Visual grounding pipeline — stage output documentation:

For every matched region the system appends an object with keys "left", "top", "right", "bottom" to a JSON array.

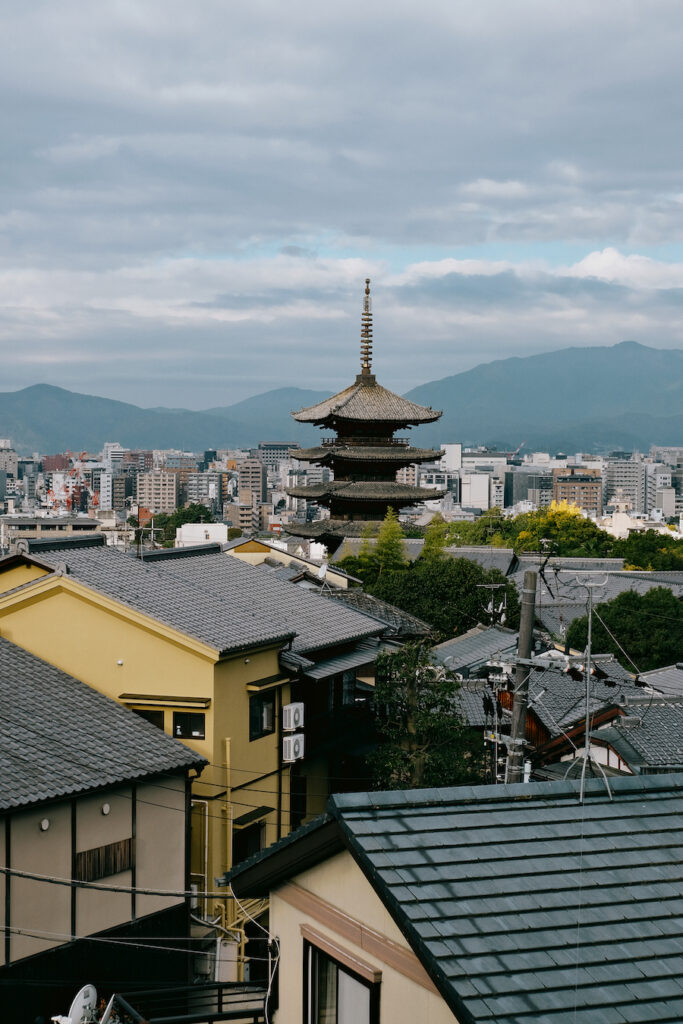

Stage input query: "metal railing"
[
  {"left": 116, "top": 982, "right": 268, "bottom": 1024},
  {"left": 321, "top": 437, "right": 409, "bottom": 447}
]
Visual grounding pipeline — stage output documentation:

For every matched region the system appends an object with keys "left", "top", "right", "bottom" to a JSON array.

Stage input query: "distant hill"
[
  {"left": 2, "top": 342, "right": 682, "bottom": 454},
  {"left": 204, "top": 387, "right": 330, "bottom": 447},
  {"left": 405, "top": 341, "right": 683, "bottom": 451},
  {"left": 0, "top": 384, "right": 328, "bottom": 454}
]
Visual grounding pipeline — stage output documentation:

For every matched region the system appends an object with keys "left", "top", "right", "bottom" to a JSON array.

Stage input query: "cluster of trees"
[
  {"left": 566, "top": 587, "right": 683, "bottom": 673},
  {"left": 128, "top": 503, "right": 215, "bottom": 547},
  {"left": 368, "top": 644, "right": 489, "bottom": 790},
  {"left": 336, "top": 510, "right": 520, "bottom": 637},
  {"left": 443, "top": 502, "right": 683, "bottom": 570}
]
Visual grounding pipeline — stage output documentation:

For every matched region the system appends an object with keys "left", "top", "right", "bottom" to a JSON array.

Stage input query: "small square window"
[
  {"left": 249, "top": 693, "right": 275, "bottom": 741},
  {"left": 133, "top": 708, "right": 164, "bottom": 730},
  {"left": 173, "top": 711, "right": 205, "bottom": 739}
]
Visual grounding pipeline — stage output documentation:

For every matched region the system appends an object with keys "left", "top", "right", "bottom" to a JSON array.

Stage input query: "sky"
[{"left": 3, "top": 1, "right": 683, "bottom": 408}]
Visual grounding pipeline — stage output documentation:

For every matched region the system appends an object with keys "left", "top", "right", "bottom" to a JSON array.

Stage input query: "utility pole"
[{"left": 507, "top": 570, "right": 537, "bottom": 783}]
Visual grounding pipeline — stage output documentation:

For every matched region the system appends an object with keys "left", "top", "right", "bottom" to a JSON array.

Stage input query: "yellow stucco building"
[{"left": 0, "top": 538, "right": 382, "bottom": 934}]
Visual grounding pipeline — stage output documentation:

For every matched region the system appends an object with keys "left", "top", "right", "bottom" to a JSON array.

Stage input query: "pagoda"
[{"left": 286, "top": 279, "right": 444, "bottom": 548}]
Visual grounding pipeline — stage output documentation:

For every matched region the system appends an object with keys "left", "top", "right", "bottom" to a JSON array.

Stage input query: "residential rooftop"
[
  {"left": 17, "top": 538, "right": 381, "bottom": 656},
  {"left": 0, "top": 637, "right": 205, "bottom": 810},
  {"left": 229, "top": 773, "right": 683, "bottom": 1024}
]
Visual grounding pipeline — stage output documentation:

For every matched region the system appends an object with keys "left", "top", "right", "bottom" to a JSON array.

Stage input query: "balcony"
[
  {"left": 321, "top": 437, "right": 409, "bottom": 447},
  {"left": 115, "top": 982, "right": 268, "bottom": 1023}
]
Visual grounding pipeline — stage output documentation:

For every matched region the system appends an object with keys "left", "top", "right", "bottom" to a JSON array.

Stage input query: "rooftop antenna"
[
  {"left": 573, "top": 574, "right": 609, "bottom": 803},
  {"left": 360, "top": 278, "right": 373, "bottom": 376}
]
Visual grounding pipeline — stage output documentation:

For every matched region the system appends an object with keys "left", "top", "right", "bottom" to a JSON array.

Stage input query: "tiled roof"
[
  {"left": 294, "top": 445, "right": 441, "bottom": 464},
  {"left": 232, "top": 774, "right": 683, "bottom": 1023},
  {"left": 433, "top": 625, "right": 518, "bottom": 674},
  {"left": 30, "top": 544, "right": 379, "bottom": 656},
  {"left": 528, "top": 661, "right": 638, "bottom": 736},
  {"left": 508, "top": 566, "right": 683, "bottom": 639},
  {"left": 0, "top": 637, "right": 205, "bottom": 810},
  {"left": 639, "top": 663, "right": 683, "bottom": 698},
  {"left": 593, "top": 702, "right": 683, "bottom": 769},
  {"left": 447, "top": 546, "right": 517, "bottom": 574},
  {"left": 137, "top": 548, "right": 381, "bottom": 655},
  {"left": 455, "top": 681, "right": 498, "bottom": 728},
  {"left": 292, "top": 379, "right": 441, "bottom": 425},
  {"left": 324, "top": 590, "right": 432, "bottom": 637},
  {"left": 32, "top": 543, "right": 295, "bottom": 655},
  {"left": 286, "top": 481, "right": 445, "bottom": 502}
]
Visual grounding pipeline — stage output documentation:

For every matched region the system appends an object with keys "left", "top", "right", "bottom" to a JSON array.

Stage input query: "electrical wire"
[{"left": 0, "top": 922, "right": 272, "bottom": 963}]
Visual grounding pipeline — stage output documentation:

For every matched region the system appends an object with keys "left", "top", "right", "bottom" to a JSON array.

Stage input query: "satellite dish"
[
  {"left": 51, "top": 984, "right": 97, "bottom": 1024},
  {"left": 317, "top": 563, "right": 328, "bottom": 580}
]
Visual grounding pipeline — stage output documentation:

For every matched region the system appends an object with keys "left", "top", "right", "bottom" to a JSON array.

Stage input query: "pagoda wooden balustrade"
[{"left": 321, "top": 436, "right": 409, "bottom": 447}]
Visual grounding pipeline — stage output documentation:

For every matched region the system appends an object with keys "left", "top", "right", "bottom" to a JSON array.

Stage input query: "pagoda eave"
[
  {"left": 286, "top": 482, "right": 446, "bottom": 503},
  {"left": 293, "top": 445, "right": 442, "bottom": 465}
]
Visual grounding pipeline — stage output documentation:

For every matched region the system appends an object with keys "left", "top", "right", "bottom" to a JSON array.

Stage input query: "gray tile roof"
[
  {"left": 0, "top": 637, "right": 205, "bottom": 810},
  {"left": 432, "top": 625, "right": 518, "bottom": 674},
  {"left": 30, "top": 544, "right": 380, "bottom": 656},
  {"left": 232, "top": 774, "right": 683, "bottom": 1024},
  {"left": 528, "top": 662, "right": 638, "bottom": 736},
  {"left": 508, "top": 566, "right": 683, "bottom": 638},
  {"left": 135, "top": 548, "right": 382, "bottom": 655},
  {"left": 593, "top": 703, "right": 683, "bottom": 769},
  {"left": 447, "top": 546, "right": 517, "bottom": 574},
  {"left": 324, "top": 590, "right": 432, "bottom": 638},
  {"left": 33, "top": 543, "right": 295, "bottom": 655},
  {"left": 639, "top": 663, "right": 683, "bottom": 698}
]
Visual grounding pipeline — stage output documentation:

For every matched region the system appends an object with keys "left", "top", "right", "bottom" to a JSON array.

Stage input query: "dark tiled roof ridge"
[{"left": 329, "top": 771, "right": 683, "bottom": 813}]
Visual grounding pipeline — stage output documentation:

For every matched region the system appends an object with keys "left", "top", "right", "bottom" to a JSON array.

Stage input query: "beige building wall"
[
  {"left": 271, "top": 850, "right": 457, "bottom": 1024},
  {"left": 0, "top": 777, "right": 190, "bottom": 966},
  {"left": 0, "top": 569, "right": 295, "bottom": 918}
]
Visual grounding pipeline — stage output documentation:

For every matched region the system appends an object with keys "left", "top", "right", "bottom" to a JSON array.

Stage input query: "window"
[
  {"left": 133, "top": 708, "right": 164, "bottom": 730},
  {"left": 173, "top": 711, "right": 205, "bottom": 739},
  {"left": 249, "top": 693, "right": 275, "bottom": 741},
  {"left": 305, "top": 943, "right": 379, "bottom": 1024},
  {"left": 233, "top": 821, "right": 264, "bottom": 865}
]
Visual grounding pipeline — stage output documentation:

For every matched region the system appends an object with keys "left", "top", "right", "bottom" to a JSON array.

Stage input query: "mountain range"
[{"left": 2, "top": 341, "right": 682, "bottom": 455}]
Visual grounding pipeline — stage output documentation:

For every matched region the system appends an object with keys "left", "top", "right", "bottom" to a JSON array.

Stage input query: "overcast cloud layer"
[{"left": 3, "top": 1, "right": 683, "bottom": 407}]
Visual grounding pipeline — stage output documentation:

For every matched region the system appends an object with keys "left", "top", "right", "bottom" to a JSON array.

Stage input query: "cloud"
[{"left": 1, "top": 2, "right": 683, "bottom": 405}]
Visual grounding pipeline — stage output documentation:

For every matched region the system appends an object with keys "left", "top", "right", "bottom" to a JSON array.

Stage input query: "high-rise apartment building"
[
  {"left": 257, "top": 442, "right": 300, "bottom": 468},
  {"left": 238, "top": 459, "right": 268, "bottom": 504},
  {"left": 552, "top": 467, "right": 603, "bottom": 514},
  {"left": 604, "top": 455, "right": 646, "bottom": 513},
  {"left": 136, "top": 471, "right": 177, "bottom": 513}
]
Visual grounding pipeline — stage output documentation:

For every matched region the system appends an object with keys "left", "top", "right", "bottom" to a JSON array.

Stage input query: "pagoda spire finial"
[{"left": 360, "top": 278, "right": 373, "bottom": 375}]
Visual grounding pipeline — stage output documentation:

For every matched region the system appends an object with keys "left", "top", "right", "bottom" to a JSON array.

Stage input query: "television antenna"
[{"left": 51, "top": 984, "right": 97, "bottom": 1024}]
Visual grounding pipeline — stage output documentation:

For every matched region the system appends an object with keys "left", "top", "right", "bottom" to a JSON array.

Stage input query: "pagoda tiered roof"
[
  {"left": 292, "top": 378, "right": 441, "bottom": 426},
  {"left": 293, "top": 443, "right": 441, "bottom": 464},
  {"left": 286, "top": 480, "right": 445, "bottom": 503}
]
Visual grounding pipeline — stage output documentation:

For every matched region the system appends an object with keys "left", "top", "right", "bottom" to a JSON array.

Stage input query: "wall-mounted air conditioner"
[
  {"left": 282, "top": 701, "right": 304, "bottom": 732},
  {"left": 283, "top": 733, "right": 305, "bottom": 762}
]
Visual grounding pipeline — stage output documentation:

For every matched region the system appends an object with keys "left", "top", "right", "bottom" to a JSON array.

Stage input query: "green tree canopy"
[
  {"left": 149, "top": 502, "right": 214, "bottom": 546},
  {"left": 420, "top": 513, "right": 448, "bottom": 561},
  {"left": 374, "top": 507, "right": 408, "bottom": 576},
  {"left": 370, "top": 557, "right": 520, "bottom": 636},
  {"left": 368, "top": 644, "right": 489, "bottom": 789},
  {"left": 566, "top": 587, "right": 683, "bottom": 673}
]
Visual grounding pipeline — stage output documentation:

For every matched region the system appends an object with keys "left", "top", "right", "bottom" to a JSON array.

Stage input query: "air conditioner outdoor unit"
[
  {"left": 282, "top": 701, "right": 304, "bottom": 732},
  {"left": 283, "top": 733, "right": 305, "bottom": 762}
]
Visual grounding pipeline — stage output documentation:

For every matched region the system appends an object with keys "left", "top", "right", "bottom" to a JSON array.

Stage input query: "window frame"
[
  {"left": 249, "top": 692, "right": 276, "bottom": 741},
  {"left": 172, "top": 710, "right": 206, "bottom": 740},
  {"left": 303, "top": 938, "right": 380, "bottom": 1024}
]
